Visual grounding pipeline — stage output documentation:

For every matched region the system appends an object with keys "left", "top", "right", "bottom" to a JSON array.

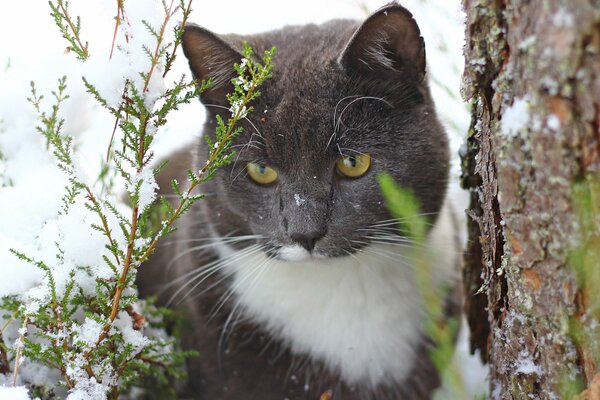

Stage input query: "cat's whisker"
[
  {"left": 362, "top": 235, "right": 430, "bottom": 250},
  {"left": 335, "top": 96, "right": 392, "bottom": 133},
  {"left": 230, "top": 138, "right": 265, "bottom": 181},
  {"left": 203, "top": 103, "right": 265, "bottom": 140},
  {"left": 165, "top": 262, "right": 228, "bottom": 306},
  {"left": 173, "top": 246, "right": 265, "bottom": 307},
  {"left": 161, "top": 233, "right": 259, "bottom": 246},
  {"left": 218, "top": 256, "right": 274, "bottom": 353},
  {"left": 351, "top": 235, "right": 430, "bottom": 253},
  {"left": 337, "top": 147, "right": 369, "bottom": 156},
  {"left": 352, "top": 243, "right": 417, "bottom": 267},
  {"left": 167, "top": 244, "right": 263, "bottom": 306},
  {"left": 328, "top": 95, "right": 363, "bottom": 149},
  {"left": 210, "top": 248, "right": 271, "bottom": 322},
  {"left": 165, "top": 234, "right": 262, "bottom": 270},
  {"left": 366, "top": 213, "right": 440, "bottom": 226}
]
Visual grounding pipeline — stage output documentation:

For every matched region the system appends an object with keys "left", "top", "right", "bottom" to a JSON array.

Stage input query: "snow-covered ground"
[{"left": 0, "top": 0, "right": 485, "bottom": 398}]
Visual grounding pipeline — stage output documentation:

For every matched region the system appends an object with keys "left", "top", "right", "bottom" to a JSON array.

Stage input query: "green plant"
[
  {"left": 378, "top": 173, "right": 467, "bottom": 399},
  {"left": 0, "top": 1, "right": 275, "bottom": 398}
]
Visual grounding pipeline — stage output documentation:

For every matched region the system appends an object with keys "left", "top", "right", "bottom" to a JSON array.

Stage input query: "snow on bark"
[{"left": 462, "top": 0, "right": 600, "bottom": 397}]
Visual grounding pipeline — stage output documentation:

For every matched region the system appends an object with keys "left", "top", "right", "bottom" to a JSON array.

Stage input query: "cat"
[{"left": 139, "top": 2, "right": 462, "bottom": 399}]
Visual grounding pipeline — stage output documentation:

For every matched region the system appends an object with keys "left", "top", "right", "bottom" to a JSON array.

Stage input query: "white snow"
[
  {"left": 547, "top": 114, "right": 561, "bottom": 131},
  {"left": 112, "top": 311, "right": 150, "bottom": 355},
  {"left": 0, "top": 386, "right": 31, "bottom": 400},
  {"left": 552, "top": 8, "right": 574, "bottom": 27},
  {"left": 501, "top": 96, "right": 531, "bottom": 137},
  {"left": 73, "top": 318, "right": 104, "bottom": 348},
  {"left": 515, "top": 357, "right": 542, "bottom": 375},
  {"left": 294, "top": 193, "right": 306, "bottom": 206},
  {"left": 518, "top": 35, "right": 537, "bottom": 51},
  {"left": 132, "top": 168, "right": 159, "bottom": 212}
]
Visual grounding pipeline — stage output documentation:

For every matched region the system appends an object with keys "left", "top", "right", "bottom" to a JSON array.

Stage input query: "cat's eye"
[
  {"left": 336, "top": 153, "right": 371, "bottom": 178},
  {"left": 246, "top": 162, "right": 278, "bottom": 184}
]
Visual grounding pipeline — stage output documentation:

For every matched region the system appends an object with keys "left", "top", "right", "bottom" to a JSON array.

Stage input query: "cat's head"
[{"left": 181, "top": 3, "right": 449, "bottom": 261}]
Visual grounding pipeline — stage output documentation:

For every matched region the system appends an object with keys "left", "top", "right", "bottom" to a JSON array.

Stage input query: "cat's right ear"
[{"left": 182, "top": 24, "right": 243, "bottom": 106}]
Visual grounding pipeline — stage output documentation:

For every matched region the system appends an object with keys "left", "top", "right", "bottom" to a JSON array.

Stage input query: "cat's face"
[{"left": 182, "top": 4, "right": 449, "bottom": 261}]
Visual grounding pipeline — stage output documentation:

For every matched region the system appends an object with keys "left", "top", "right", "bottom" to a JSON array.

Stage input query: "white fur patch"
[
  {"left": 277, "top": 245, "right": 311, "bottom": 262},
  {"left": 213, "top": 200, "right": 458, "bottom": 389}
]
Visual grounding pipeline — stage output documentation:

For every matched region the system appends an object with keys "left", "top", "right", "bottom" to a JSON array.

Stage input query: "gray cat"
[{"left": 140, "top": 2, "right": 461, "bottom": 399}]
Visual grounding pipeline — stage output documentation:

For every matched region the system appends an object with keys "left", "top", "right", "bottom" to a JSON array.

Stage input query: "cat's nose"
[{"left": 289, "top": 230, "right": 326, "bottom": 252}]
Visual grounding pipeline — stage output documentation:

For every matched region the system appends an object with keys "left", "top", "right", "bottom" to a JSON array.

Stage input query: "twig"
[
  {"left": 162, "top": 0, "right": 194, "bottom": 78},
  {"left": 0, "top": 333, "right": 10, "bottom": 375},
  {"left": 85, "top": 187, "right": 121, "bottom": 266},
  {"left": 138, "top": 79, "right": 262, "bottom": 265},
  {"left": 55, "top": 0, "right": 89, "bottom": 59},
  {"left": 109, "top": 0, "right": 125, "bottom": 60},
  {"left": 143, "top": 0, "right": 175, "bottom": 93},
  {"left": 12, "top": 318, "right": 27, "bottom": 386}
]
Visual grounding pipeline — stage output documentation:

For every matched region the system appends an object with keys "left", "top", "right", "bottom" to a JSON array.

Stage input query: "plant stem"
[
  {"left": 143, "top": 0, "right": 175, "bottom": 93},
  {"left": 138, "top": 80, "right": 260, "bottom": 265},
  {"left": 56, "top": 0, "right": 89, "bottom": 59},
  {"left": 0, "top": 333, "right": 9, "bottom": 375},
  {"left": 12, "top": 318, "right": 27, "bottom": 387},
  {"left": 109, "top": 0, "right": 125, "bottom": 60},
  {"left": 162, "top": 0, "right": 194, "bottom": 78},
  {"left": 85, "top": 187, "right": 121, "bottom": 266}
]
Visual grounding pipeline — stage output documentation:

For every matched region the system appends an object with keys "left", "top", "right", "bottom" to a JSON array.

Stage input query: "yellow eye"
[
  {"left": 336, "top": 153, "right": 371, "bottom": 178},
  {"left": 246, "top": 162, "right": 278, "bottom": 184}
]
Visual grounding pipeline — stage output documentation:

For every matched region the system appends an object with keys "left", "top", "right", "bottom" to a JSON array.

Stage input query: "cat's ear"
[
  {"left": 182, "top": 24, "right": 243, "bottom": 105},
  {"left": 339, "top": 3, "right": 425, "bottom": 80}
]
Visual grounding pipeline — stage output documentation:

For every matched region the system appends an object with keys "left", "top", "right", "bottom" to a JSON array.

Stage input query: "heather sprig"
[
  {"left": 0, "top": 1, "right": 275, "bottom": 399},
  {"left": 378, "top": 173, "right": 466, "bottom": 399}
]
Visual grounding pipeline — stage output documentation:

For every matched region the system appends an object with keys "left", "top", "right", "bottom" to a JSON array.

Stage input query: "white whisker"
[
  {"left": 167, "top": 244, "right": 263, "bottom": 306},
  {"left": 218, "top": 256, "right": 274, "bottom": 354},
  {"left": 328, "top": 94, "right": 362, "bottom": 149},
  {"left": 210, "top": 249, "right": 271, "bottom": 321},
  {"left": 335, "top": 96, "right": 392, "bottom": 133}
]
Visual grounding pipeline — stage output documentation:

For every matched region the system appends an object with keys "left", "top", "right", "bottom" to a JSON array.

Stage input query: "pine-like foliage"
[{"left": 0, "top": 1, "right": 275, "bottom": 399}]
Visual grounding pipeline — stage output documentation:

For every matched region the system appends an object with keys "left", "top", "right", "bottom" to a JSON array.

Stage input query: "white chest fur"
[{"left": 213, "top": 200, "right": 458, "bottom": 389}]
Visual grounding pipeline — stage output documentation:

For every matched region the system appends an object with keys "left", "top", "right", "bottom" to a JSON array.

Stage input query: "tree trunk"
[{"left": 461, "top": 0, "right": 600, "bottom": 398}]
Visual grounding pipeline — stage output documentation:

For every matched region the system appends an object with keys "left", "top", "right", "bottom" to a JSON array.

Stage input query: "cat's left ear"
[{"left": 339, "top": 3, "right": 425, "bottom": 81}]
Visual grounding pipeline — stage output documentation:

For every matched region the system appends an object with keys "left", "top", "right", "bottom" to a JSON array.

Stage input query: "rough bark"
[{"left": 462, "top": 0, "right": 600, "bottom": 398}]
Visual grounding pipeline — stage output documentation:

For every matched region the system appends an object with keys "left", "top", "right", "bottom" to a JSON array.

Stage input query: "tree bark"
[{"left": 462, "top": 0, "right": 600, "bottom": 398}]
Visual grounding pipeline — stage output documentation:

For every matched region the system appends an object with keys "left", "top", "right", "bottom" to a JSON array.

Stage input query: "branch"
[
  {"left": 109, "top": 0, "right": 125, "bottom": 60},
  {"left": 162, "top": 0, "right": 194, "bottom": 78},
  {"left": 143, "top": 0, "right": 175, "bottom": 93}
]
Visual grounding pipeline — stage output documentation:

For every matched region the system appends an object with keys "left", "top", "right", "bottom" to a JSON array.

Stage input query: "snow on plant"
[{"left": 0, "top": 1, "right": 275, "bottom": 399}]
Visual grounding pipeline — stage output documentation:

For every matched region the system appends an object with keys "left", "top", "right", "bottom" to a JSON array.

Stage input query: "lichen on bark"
[{"left": 462, "top": 0, "right": 600, "bottom": 397}]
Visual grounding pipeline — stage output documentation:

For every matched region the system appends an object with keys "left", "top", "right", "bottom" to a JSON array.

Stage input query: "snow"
[
  {"left": 294, "top": 193, "right": 306, "bottom": 207},
  {"left": 0, "top": 0, "right": 477, "bottom": 397},
  {"left": 547, "top": 114, "right": 561, "bottom": 131},
  {"left": 66, "top": 376, "right": 107, "bottom": 400},
  {"left": 112, "top": 311, "right": 150, "bottom": 355},
  {"left": 73, "top": 318, "right": 104, "bottom": 348},
  {"left": 515, "top": 356, "right": 542, "bottom": 375},
  {"left": 0, "top": 386, "right": 31, "bottom": 400},
  {"left": 518, "top": 35, "right": 537, "bottom": 51},
  {"left": 132, "top": 168, "right": 159, "bottom": 212},
  {"left": 552, "top": 8, "right": 574, "bottom": 27},
  {"left": 501, "top": 96, "right": 531, "bottom": 138}
]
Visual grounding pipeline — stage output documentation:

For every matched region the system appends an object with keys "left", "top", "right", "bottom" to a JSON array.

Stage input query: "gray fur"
[{"left": 140, "top": 3, "right": 457, "bottom": 399}]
